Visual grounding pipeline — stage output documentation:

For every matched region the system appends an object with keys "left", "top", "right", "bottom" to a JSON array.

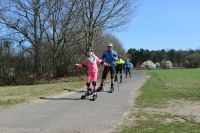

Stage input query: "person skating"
[
  {"left": 75, "top": 47, "right": 108, "bottom": 100},
  {"left": 124, "top": 58, "right": 133, "bottom": 78},
  {"left": 115, "top": 56, "right": 125, "bottom": 83},
  {"left": 97, "top": 43, "right": 118, "bottom": 93}
]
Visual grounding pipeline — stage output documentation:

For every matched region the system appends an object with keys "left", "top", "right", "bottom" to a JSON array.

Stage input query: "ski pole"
[{"left": 117, "top": 74, "right": 119, "bottom": 91}]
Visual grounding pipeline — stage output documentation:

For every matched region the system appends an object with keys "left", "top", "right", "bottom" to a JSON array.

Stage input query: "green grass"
[
  {"left": 122, "top": 68, "right": 200, "bottom": 133},
  {"left": 123, "top": 120, "right": 200, "bottom": 133},
  {"left": 0, "top": 81, "right": 82, "bottom": 107},
  {"left": 123, "top": 111, "right": 200, "bottom": 133},
  {"left": 138, "top": 68, "right": 200, "bottom": 107}
]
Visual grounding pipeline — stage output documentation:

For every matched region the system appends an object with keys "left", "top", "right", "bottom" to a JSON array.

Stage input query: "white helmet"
[{"left": 107, "top": 43, "right": 113, "bottom": 47}]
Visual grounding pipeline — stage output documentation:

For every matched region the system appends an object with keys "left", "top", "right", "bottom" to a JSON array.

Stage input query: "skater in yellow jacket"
[{"left": 115, "top": 56, "right": 125, "bottom": 83}]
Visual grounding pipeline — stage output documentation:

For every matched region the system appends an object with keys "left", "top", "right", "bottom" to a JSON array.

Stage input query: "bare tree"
[
  {"left": 0, "top": 38, "right": 15, "bottom": 84},
  {"left": 43, "top": 0, "right": 84, "bottom": 77},
  {"left": 75, "top": 0, "right": 136, "bottom": 48},
  {"left": 0, "top": 0, "right": 58, "bottom": 77},
  {"left": 94, "top": 33, "right": 126, "bottom": 57}
]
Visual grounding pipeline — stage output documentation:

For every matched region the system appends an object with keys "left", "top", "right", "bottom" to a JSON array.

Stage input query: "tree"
[
  {"left": 75, "top": 0, "right": 136, "bottom": 49},
  {"left": 43, "top": 0, "right": 84, "bottom": 77},
  {"left": 185, "top": 53, "right": 200, "bottom": 68},
  {"left": 167, "top": 49, "right": 176, "bottom": 63},
  {"left": 0, "top": 38, "right": 15, "bottom": 85},
  {"left": 0, "top": 0, "right": 59, "bottom": 77},
  {"left": 94, "top": 33, "right": 126, "bottom": 57}
]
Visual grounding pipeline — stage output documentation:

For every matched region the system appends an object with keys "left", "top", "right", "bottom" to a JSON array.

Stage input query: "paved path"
[{"left": 0, "top": 70, "right": 149, "bottom": 133}]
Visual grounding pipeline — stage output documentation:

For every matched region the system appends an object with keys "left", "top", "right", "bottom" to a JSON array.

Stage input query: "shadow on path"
[
  {"left": 63, "top": 88, "right": 86, "bottom": 93},
  {"left": 39, "top": 97, "right": 82, "bottom": 101}
]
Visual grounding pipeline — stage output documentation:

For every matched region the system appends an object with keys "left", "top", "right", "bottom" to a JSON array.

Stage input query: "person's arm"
[
  {"left": 96, "top": 56, "right": 102, "bottom": 64},
  {"left": 95, "top": 56, "right": 109, "bottom": 67},
  {"left": 124, "top": 61, "right": 127, "bottom": 67},
  {"left": 82, "top": 60, "right": 88, "bottom": 67},
  {"left": 75, "top": 63, "right": 82, "bottom": 68},
  {"left": 113, "top": 51, "right": 118, "bottom": 61},
  {"left": 75, "top": 59, "right": 88, "bottom": 68},
  {"left": 75, "top": 63, "right": 87, "bottom": 68},
  {"left": 101, "top": 51, "right": 106, "bottom": 60},
  {"left": 130, "top": 62, "right": 133, "bottom": 68}
]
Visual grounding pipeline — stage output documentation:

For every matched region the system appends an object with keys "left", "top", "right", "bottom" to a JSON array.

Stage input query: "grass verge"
[
  {"left": 0, "top": 81, "right": 82, "bottom": 107},
  {"left": 121, "top": 68, "right": 200, "bottom": 133}
]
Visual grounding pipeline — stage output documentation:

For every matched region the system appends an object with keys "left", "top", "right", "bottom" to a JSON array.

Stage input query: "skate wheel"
[
  {"left": 109, "top": 88, "right": 114, "bottom": 93},
  {"left": 92, "top": 96, "right": 96, "bottom": 101},
  {"left": 81, "top": 95, "right": 86, "bottom": 99},
  {"left": 92, "top": 93, "right": 97, "bottom": 101}
]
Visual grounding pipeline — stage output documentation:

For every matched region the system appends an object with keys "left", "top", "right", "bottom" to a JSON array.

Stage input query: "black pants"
[
  {"left": 102, "top": 66, "right": 115, "bottom": 79},
  {"left": 125, "top": 67, "right": 131, "bottom": 78},
  {"left": 115, "top": 66, "right": 123, "bottom": 82}
]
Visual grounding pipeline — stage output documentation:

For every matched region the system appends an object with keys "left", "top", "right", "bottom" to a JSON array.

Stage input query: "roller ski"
[
  {"left": 97, "top": 84, "right": 103, "bottom": 92},
  {"left": 109, "top": 83, "right": 114, "bottom": 93},
  {"left": 120, "top": 75, "right": 122, "bottom": 83},
  {"left": 81, "top": 89, "right": 98, "bottom": 101},
  {"left": 91, "top": 91, "right": 97, "bottom": 101}
]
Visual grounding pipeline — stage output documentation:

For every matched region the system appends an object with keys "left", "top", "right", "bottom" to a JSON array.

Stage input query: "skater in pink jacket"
[{"left": 75, "top": 47, "right": 108, "bottom": 99}]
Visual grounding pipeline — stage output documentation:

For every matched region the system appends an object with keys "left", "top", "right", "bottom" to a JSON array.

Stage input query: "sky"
[{"left": 114, "top": 0, "right": 200, "bottom": 51}]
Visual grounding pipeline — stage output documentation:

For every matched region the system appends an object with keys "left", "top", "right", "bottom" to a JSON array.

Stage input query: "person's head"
[
  {"left": 107, "top": 43, "right": 113, "bottom": 51},
  {"left": 86, "top": 47, "right": 93, "bottom": 56}
]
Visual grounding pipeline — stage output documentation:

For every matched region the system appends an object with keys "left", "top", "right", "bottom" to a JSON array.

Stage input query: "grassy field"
[
  {"left": 0, "top": 80, "right": 83, "bottom": 107},
  {"left": 122, "top": 68, "right": 200, "bottom": 133}
]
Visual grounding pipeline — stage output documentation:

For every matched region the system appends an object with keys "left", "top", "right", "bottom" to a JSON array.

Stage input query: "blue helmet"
[{"left": 86, "top": 47, "right": 93, "bottom": 52}]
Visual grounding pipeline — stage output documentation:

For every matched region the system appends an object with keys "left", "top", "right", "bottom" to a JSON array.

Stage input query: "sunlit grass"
[
  {"left": 122, "top": 68, "right": 200, "bottom": 133},
  {"left": 137, "top": 68, "right": 200, "bottom": 107},
  {"left": 0, "top": 80, "right": 82, "bottom": 107}
]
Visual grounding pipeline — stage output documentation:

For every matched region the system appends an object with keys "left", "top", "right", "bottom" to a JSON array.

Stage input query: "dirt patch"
[
  {"left": 144, "top": 100, "right": 200, "bottom": 123},
  {"left": 111, "top": 74, "right": 151, "bottom": 133}
]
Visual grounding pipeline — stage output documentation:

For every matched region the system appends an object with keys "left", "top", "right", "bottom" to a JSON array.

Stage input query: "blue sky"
[{"left": 114, "top": 0, "right": 200, "bottom": 51}]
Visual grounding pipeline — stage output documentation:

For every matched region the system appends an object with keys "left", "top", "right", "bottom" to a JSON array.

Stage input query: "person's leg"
[
  {"left": 110, "top": 66, "right": 115, "bottom": 90},
  {"left": 119, "top": 68, "right": 123, "bottom": 83},
  {"left": 92, "top": 72, "right": 98, "bottom": 91},
  {"left": 115, "top": 67, "right": 119, "bottom": 82},
  {"left": 125, "top": 67, "right": 128, "bottom": 78},
  {"left": 81, "top": 73, "right": 92, "bottom": 98},
  {"left": 97, "top": 67, "right": 108, "bottom": 91},
  {"left": 128, "top": 68, "right": 131, "bottom": 77},
  {"left": 86, "top": 73, "right": 92, "bottom": 89}
]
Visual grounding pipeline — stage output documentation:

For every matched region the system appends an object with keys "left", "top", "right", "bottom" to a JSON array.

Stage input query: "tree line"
[
  {"left": 127, "top": 48, "right": 200, "bottom": 68},
  {"left": 0, "top": 0, "right": 135, "bottom": 85}
]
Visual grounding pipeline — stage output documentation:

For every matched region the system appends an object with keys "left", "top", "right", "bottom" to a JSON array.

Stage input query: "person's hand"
[
  {"left": 113, "top": 56, "right": 118, "bottom": 61},
  {"left": 75, "top": 63, "right": 82, "bottom": 68},
  {"left": 104, "top": 62, "right": 109, "bottom": 67}
]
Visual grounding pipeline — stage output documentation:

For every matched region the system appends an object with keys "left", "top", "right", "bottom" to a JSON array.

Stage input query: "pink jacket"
[{"left": 76, "top": 55, "right": 108, "bottom": 73}]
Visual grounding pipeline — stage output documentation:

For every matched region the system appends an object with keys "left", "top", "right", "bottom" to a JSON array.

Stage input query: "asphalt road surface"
[{"left": 0, "top": 70, "right": 149, "bottom": 133}]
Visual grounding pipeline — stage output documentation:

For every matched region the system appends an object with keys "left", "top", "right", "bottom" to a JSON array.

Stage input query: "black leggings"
[
  {"left": 102, "top": 66, "right": 115, "bottom": 79},
  {"left": 116, "top": 64, "right": 123, "bottom": 75},
  {"left": 125, "top": 67, "right": 131, "bottom": 77}
]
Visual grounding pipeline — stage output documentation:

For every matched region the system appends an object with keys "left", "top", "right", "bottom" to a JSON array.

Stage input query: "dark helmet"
[{"left": 86, "top": 47, "right": 93, "bottom": 52}]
